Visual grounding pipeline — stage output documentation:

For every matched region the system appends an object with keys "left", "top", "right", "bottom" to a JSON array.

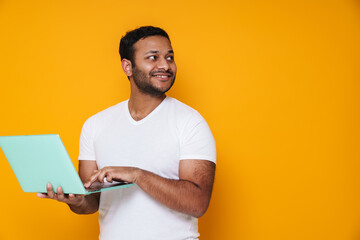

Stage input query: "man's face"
[{"left": 130, "top": 35, "right": 177, "bottom": 96}]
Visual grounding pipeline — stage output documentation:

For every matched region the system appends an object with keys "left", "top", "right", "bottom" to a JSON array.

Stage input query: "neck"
[{"left": 128, "top": 84, "right": 166, "bottom": 121}]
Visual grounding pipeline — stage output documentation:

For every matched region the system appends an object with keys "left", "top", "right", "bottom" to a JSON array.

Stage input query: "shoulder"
[
  {"left": 165, "top": 97, "right": 211, "bottom": 139},
  {"left": 165, "top": 97, "right": 204, "bottom": 123},
  {"left": 167, "top": 98, "right": 216, "bottom": 163},
  {"left": 81, "top": 101, "right": 127, "bottom": 138},
  {"left": 85, "top": 100, "right": 127, "bottom": 126},
  {"left": 80, "top": 100, "right": 128, "bottom": 141}
]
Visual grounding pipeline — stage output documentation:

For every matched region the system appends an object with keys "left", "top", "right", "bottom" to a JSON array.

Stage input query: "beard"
[{"left": 132, "top": 67, "right": 176, "bottom": 96}]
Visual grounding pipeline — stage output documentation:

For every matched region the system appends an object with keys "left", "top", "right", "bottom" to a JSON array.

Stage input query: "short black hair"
[{"left": 119, "top": 26, "right": 171, "bottom": 66}]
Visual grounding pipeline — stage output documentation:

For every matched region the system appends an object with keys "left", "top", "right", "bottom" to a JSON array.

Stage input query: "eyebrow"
[{"left": 145, "top": 50, "right": 174, "bottom": 54}]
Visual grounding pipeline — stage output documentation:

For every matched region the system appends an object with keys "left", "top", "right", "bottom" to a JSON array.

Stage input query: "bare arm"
[
  {"left": 37, "top": 160, "right": 100, "bottom": 215},
  {"left": 85, "top": 159, "right": 216, "bottom": 218},
  {"left": 69, "top": 160, "right": 100, "bottom": 214}
]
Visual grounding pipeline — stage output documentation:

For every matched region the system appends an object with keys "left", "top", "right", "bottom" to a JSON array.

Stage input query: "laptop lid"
[{"left": 0, "top": 134, "right": 133, "bottom": 194}]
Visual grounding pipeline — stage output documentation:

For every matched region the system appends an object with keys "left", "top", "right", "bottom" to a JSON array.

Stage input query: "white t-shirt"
[{"left": 78, "top": 96, "right": 216, "bottom": 240}]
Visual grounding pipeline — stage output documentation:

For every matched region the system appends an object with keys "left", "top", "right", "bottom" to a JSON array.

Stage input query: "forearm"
[
  {"left": 68, "top": 193, "right": 100, "bottom": 215},
  {"left": 135, "top": 169, "right": 210, "bottom": 218},
  {"left": 84, "top": 161, "right": 216, "bottom": 217}
]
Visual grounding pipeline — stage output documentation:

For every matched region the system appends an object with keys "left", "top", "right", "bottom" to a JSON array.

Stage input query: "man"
[{"left": 37, "top": 26, "right": 216, "bottom": 239}]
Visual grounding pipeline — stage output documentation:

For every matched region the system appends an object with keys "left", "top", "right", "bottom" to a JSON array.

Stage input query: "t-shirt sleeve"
[
  {"left": 78, "top": 118, "right": 97, "bottom": 160},
  {"left": 179, "top": 115, "right": 216, "bottom": 164}
]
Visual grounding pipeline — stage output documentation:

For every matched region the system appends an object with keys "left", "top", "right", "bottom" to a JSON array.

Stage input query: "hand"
[
  {"left": 84, "top": 166, "right": 140, "bottom": 188},
  {"left": 37, "top": 183, "right": 85, "bottom": 207}
]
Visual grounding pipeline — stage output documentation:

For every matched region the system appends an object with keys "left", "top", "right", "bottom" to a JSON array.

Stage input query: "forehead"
[{"left": 133, "top": 35, "right": 173, "bottom": 55}]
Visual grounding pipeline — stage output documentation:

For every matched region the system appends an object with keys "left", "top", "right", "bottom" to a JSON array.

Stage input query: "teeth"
[{"left": 154, "top": 75, "right": 168, "bottom": 78}]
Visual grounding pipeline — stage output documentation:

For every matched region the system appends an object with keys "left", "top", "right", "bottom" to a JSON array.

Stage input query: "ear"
[{"left": 121, "top": 59, "right": 132, "bottom": 77}]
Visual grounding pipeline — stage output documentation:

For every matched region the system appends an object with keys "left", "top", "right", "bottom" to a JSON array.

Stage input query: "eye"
[
  {"left": 148, "top": 55, "right": 157, "bottom": 60},
  {"left": 167, "top": 55, "right": 174, "bottom": 61}
]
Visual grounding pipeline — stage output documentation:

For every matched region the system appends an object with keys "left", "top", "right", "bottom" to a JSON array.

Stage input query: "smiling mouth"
[
  {"left": 152, "top": 74, "right": 170, "bottom": 79},
  {"left": 150, "top": 71, "right": 173, "bottom": 79}
]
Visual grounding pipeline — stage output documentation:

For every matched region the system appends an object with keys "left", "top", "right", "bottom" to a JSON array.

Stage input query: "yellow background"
[{"left": 0, "top": 0, "right": 359, "bottom": 239}]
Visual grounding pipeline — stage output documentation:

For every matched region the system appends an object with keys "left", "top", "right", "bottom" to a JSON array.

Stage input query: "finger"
[
  {"left": 68, "top": 194, "right": 81, "bottom": 204},
  {"left": 69, "top": 194, "right": 85, "bottom": 207},
  {"left": 56, "top": 187, "right": 66, "bottom": 201},
  {"left": 36, "top": 192, "right": 49, "bottom": 198},
  {"left": 107, "top": 175, "right": 113, "bottom": 183},
  {"left": 85, "top": 173, "right": 98, "bottom": 187},
  {"left": 46, "top": 183, "right": 56, "bottom": 199},
  {"left": 71, "top": 194, "right": 85, "bottom": 200},
  {"left": 97, "top": 169, "right": 109, "bottom": 185},
  {"left": 84, "top": 171, "right": 100, "bottom": 188}
]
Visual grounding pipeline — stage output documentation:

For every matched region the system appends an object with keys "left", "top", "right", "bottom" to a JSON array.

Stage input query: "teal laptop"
[{"left": 0, "top": 134, "right": 134, "bottom": 194}]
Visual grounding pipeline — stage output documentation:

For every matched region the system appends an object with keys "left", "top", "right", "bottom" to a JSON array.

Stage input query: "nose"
[{"left": 157, "top": 57, "right": 169, "bottom": 71}]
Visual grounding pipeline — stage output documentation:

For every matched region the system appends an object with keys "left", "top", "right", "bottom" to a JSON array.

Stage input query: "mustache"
[{"left": 150, "top": 70, "right": 174, "bottom": 76}]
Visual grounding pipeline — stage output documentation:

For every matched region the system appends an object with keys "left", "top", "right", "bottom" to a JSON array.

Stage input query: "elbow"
[
  {"left": 191, "top": 210, "right": 206, "bottom": 219},
  {"left": 189, "top": 199, "right": 210, "bottom": 218},
  {"left": 69, "top": 205, "right": 98, "bottom": 215}
]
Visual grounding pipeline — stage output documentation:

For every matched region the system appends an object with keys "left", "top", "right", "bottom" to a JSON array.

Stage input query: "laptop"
[{"left": 0, "top": 134, "right": 134, "bottom": 194}]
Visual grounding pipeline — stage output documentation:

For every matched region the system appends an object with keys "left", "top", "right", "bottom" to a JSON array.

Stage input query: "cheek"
[
  {"left": 134, "top": 61, "right": 154, "bottom": 73},
  {"left": 170, "top": 63, "right": 177, "bottom": 73},
  {"left": 144, "top": 64, "right": 154, "bottom": 71}
]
